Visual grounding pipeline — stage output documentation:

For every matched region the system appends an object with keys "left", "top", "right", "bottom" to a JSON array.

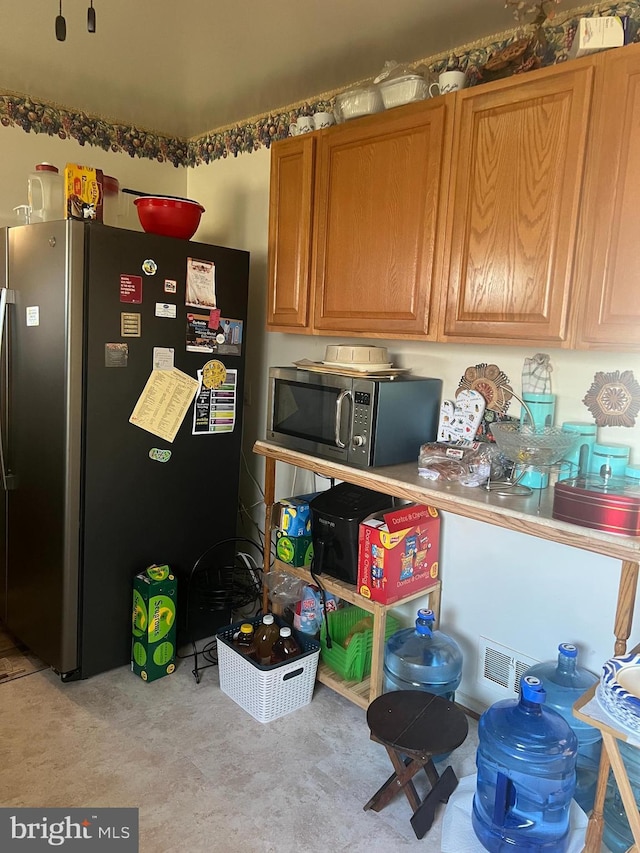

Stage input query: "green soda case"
[
  {"left": 131, "top": 564, "right": 177, "bottom": 682},
  {"left": 275, "top": 531, "right": 314, "bottom": 567}
]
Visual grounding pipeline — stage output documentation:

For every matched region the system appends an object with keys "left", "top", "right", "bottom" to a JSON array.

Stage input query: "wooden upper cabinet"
[
  {"left": 575, "top": 43, "right": 640, "bottom": 349},
  {"left": 312, "top": 100, "right": 452, "bottom": 338},
  {"left": 266, "top": 135, "right": 315, "bottom": 331},
  {"left": 441, "top": 61, "right": 595, "bottom": 345}
]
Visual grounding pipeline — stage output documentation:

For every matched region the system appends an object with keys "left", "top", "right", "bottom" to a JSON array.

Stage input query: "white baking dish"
[
  {"left": 378, "top": 74, "right": 429, "bottom": 109},
  {"left": 335, "top": 86, "right": 384, "bottom": 121}
]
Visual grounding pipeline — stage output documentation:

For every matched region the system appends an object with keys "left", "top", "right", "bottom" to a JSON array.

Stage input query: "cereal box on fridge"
[
  {"left": 64, "top": 163, "right": 104, "bottom": 221},
  {"left": 358, "top": 504, "right": 439, "bottom": 605}
]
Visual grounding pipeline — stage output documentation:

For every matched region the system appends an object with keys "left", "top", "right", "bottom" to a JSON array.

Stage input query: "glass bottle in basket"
[
  {"left": 234, "top": 623, "right": 257, "bottom": 657},
  {"left": 270, "top": 627, "right": 301, "bottom": 664},
  {"left": 254, "top": 614, "right": 280, "bottom": 665}
]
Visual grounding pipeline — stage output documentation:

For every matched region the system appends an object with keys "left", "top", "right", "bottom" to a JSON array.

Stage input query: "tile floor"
[
  {"left": 0, "top": 642, "right": 613, "bottom": 852},
  {"left": 1, "top": 643, "right": 482, "bottom": 852}
]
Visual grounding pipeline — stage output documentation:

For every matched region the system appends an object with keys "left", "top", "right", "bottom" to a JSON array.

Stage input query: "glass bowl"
[{"left": 489, "top": 423, "right": 581, "bottom": 466}]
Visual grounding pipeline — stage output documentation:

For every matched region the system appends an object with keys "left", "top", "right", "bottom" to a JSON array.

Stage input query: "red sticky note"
[{"left": 208, "top": 308, "right": 221, "bottom": 329}]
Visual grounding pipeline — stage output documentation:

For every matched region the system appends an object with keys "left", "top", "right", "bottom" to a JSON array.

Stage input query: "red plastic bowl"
[{"left": 134, "top": 196, "right": 205, "bottom": 239}]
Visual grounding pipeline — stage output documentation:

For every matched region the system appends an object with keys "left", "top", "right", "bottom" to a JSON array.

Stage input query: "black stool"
[{"left": 364, "top": 690, "right": 469, "bottom": 839}]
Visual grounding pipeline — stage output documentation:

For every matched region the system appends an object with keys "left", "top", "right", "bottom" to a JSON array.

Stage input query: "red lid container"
[{"left": 553, "top": 476, "right": 640, "bottom": 536}]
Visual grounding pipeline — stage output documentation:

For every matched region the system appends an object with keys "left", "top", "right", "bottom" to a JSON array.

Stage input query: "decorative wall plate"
[
  {"left": 456, "top": 363, "right": 513, "bottom": 413},
  {"left": 582, "top": 370, "right": 640, "bottom": 427}
]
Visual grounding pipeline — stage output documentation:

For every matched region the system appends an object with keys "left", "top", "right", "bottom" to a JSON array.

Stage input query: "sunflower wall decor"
[{"left": 582, "top": 370, "right": 640, "bottom": 427}]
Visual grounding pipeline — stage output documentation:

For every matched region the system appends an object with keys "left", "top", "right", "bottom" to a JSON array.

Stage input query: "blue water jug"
[
  {"left": 472, "top": 675, "right": 578, "bottom": 853},
  {"left": 526, "top": 643, "right": 601, "bottom": 814},
  {"left": 383, "top": 609, "right": 462, "bottom": 701},
  {"left": 603, "top": 740, "right": 640, "bottom": 852}
]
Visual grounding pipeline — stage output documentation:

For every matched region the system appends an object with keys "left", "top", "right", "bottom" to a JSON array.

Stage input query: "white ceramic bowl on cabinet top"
[{"left": 335, "top": 86, "right": 384, "bottom": 121}]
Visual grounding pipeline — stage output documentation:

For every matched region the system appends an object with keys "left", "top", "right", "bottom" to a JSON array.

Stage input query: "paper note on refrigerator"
[
  {"left": 129, "top": 368, "right": 199, "bottom": 443},
  {"left": 192, "top": 368, "right": 237, "bottom": 435},
  {"left": 185, "top": 257, "right": 216, "bottom": 309}
]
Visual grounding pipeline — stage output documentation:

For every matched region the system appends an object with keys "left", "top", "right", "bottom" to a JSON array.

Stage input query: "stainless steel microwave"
[{"left": 267, "top": 367, "right": 442, "bottom": 468}]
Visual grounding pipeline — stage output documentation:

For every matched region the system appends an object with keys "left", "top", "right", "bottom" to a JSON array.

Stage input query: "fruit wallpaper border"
[{"left": 1, "top": 1, "right": 638, "bottom": 169}]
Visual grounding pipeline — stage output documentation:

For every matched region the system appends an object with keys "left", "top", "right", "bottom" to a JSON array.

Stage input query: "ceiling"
[{"left": 0, "top": 0, "right": 584, "bottom": 138}]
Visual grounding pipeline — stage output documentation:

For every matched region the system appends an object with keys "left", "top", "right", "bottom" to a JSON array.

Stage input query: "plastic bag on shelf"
[
  {"left": 263, "top": 570, "right": 305, "bottom": 604},
  {"left": 417, "top": 441, "right": 505, "bottom": 487},
  {"left": 373, "top": 60, "right": 422, "bottom": 84}
]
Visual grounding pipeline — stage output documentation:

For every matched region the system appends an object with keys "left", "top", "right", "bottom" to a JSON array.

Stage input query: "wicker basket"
[
  {"left": 216, "top": 617, "right": 319, "bottom": 723},
  {"left": 320, "top": 606, "right": 399, "bottom": 682}
]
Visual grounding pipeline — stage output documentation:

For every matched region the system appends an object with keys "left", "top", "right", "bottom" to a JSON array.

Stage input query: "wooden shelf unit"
[
  {"left": 256, "top": 439, "right": 640, "bottom": 723},
  {"left": 271, "top": 558, "right": 441, "bottom": 709}
]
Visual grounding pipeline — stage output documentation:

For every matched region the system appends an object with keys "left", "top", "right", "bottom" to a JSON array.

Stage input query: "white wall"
[{"left": 188, "top": 149, "right": 640, "bottom": 712}]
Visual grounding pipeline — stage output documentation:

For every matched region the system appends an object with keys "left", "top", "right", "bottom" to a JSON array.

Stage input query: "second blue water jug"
[
  {"left": 526, "top": 643, "right": 601, "bottom": 814},
  {"left": 382, "top": 608, "right": 462, "bottom": 701},
  {"left": 473, "top": 675, "right": 578, "bottom": 853}
]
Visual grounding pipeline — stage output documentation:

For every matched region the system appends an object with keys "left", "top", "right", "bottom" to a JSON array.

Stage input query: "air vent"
[{"left": 478, "top": 637, "right": 538, "bottom": 696}]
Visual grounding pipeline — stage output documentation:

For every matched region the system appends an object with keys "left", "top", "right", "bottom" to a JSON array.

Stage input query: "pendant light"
[
  {"left": 55, "top": 0, "right": 66, "bottom": 41},
  {"left": 87, "top": 0, "right": 96, "bottom": 33}
]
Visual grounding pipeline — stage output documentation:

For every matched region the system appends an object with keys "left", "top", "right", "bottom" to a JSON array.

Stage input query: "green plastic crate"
[{"left": 320, "top": 605, "right": 399, "bottom": 683}]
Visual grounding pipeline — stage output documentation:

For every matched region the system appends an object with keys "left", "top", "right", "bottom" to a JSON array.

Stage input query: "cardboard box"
[
  {"left": 275, "top": 531, "right": 314, "bottom": 567},
  {"left": 568, "top": 16, "right": 626, "bottom": 59},
  {"left": 64, "top": 163, "right": 104, "bottom": 221},
  {"left": 131, "top": 564, "right": 177, "bottom": 682},
  {"left": 273, "top": 492, "right": 318, "bottom": 537},
  {"left": 358, "top": 504, "right": 439, "bottom": 605}
]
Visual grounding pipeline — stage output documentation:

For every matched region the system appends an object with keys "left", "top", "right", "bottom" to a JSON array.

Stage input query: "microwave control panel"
[{"left": 353, "top": 391, "right": 371, "bottom": 450}]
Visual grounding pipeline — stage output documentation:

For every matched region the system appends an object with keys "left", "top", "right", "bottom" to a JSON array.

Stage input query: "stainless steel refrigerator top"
[{"left": 0, "top": 220, "right": 250, "bottom": 679}]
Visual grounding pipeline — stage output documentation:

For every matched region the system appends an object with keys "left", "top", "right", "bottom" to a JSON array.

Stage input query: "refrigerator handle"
[{"left": 0, "top": 287, "right": 16, "bottom": 490}]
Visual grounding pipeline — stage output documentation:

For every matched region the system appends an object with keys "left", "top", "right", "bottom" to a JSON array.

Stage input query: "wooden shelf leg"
[
  {"left": 369, "top": 604, "right": 387, "bottom": 703},
  {"left": 614, "top": 560, "right": 639, "bottom": 657},
  {"left": 584, "top": 737, "right": 611, "bottom": 853},
  {"left": 262, "top": 455, "right": 276, "bottom": 615},
  {"left": 429, "top": 582, "right": 442, "bottom": 628},
  {"left": 603, "top": 731, "right": 640, "bottom": 847}
]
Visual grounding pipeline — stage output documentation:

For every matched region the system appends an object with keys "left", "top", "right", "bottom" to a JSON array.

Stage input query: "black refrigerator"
[{"left": 0, "top": 220, "right": 249, "bottom": 679}]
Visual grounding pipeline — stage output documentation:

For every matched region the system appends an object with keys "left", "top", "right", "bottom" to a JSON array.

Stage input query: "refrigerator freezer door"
[
  {"left": 0, "top": 228, "right": 7, "bottom": 624},
  {"left": 5, "top": 220, "right": 84, "bottom": 674},
  {"left": 80, "top": 225, "right": 249, "bottom": 676}
]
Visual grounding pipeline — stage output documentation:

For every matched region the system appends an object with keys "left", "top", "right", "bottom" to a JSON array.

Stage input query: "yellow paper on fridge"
[{"left": 129, "top": 368, "right": 199, "bottom": 443}]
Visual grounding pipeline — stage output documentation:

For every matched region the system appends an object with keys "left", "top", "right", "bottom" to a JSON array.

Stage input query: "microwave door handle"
[{"left": 334, "top": 389, "right": 352, "bottom": 449}]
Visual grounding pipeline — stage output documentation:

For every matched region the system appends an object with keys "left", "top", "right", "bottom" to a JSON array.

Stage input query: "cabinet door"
[
  {"left": 576, "top": 44, "right": 640, "bottom": 349},
  {"left": 312, "top": 101, "right": 452, "bottom": 338},
  {"left": 442, "top": 62, "right": 594, "bottom": 345},
  {"left": 266, "top": 136, "right": 315, "bottom": 331}
]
